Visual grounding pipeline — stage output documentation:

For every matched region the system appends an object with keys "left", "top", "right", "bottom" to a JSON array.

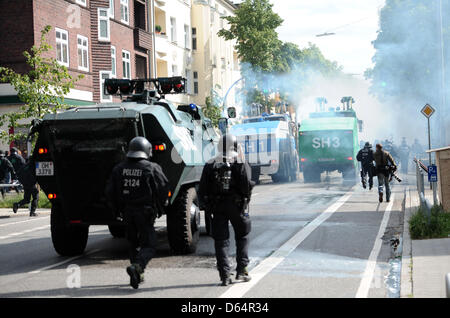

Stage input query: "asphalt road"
[{"left": 0, "top": 172, "right": 407, "bottom": 298}]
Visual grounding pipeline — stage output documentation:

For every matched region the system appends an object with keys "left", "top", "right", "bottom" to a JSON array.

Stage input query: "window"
[
  {"left": 171, "top": 64, "right": 178, "bottom": 76},
  {"left": 170, "top": 17, "right": 177, "bottom": 43},
  {"left": 221, "top": 57, "right": 226, "bottom": 70},
  {"left": 98, "top": 8, "right": 110, "bottom": 41},
  {"left": 111, "top": 46, "right": 116, "bottom": 77},
  {"left": 55, "top": 28, "right": 69, "bottom": 67},
  {"left": 100, "top": 71, "right": 112, "bottom": 102},
  {"left": 184, "top": 25, "right": 189, "bottom": 49},
  {"left": 77, "top": 35, "right": 89, "bottom": 71},
  {"left": 192, "top": 28, "right": 197, "bottom": 50},
  {"left": 185, "top": 69, "right": 192, "bottom": 94},
  {"left": 120, "top": 0, "right": 129, "bottom": 24},
  {"left": 109, "top": 0, "right": 114, "bottom": 18},
  {"left": 76, "top": 0, "right": 87, "bottom": 6},
  {"left": 122, "top": 50, "right": 131, "bottom": 79},
  {"left": 193, "top": 71, "right": 198, "bottom": 95}
]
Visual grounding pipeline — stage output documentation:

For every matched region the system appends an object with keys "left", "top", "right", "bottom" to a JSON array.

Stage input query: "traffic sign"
[
  {"left": 421, "top": 104, "right": 435, "bottom": 118},
  {"left": 428, "top": 164, "right": 438, "bottom": 182}
]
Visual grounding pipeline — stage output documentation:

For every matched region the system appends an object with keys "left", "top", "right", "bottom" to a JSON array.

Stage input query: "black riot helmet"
[
  {"left": 126, "top": 136, "right": 152, "bottom": 159},
  {"left": 218, "top": 134, "right": 238, "bottom": 156},
  {"left": 364, "top": 142, "right": 372, "bottom": 148}
]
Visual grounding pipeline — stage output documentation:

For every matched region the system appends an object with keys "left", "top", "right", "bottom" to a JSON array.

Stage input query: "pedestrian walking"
[
  {"left": 374, "top": 143, "right": 397, "bottom": 203},
  {"left": 12, "top": 158, "right": 39, "bottom": 217},
  {"left": 0, "top": 151, "right": 16, "bottom": 199},
  {"left": 198, "top": 134, "right": 254, "bottom": 286},
  {"left": 356, "top": 142, "right": 375, "bottom": 190},
  {"left": 105, "top": 137, "right": 169, "bottom": 289}
]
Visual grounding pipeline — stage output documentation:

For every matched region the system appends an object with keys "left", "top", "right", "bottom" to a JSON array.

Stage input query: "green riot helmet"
[{"left": 127, "top": 136, "right": 152, "bottom": 159}]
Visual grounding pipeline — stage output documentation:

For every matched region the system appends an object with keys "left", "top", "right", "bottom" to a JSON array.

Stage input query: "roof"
[
  {"left": 300, "top": 116, "right": 357, "bottom": 131},
  {"left": 426, "top": 146, "right": 450, "bottom": 153}
]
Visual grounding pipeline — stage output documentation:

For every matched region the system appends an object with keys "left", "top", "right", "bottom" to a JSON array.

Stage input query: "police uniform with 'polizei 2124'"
[
  {"left": 198, "top": 134, "right": 254, "bottom": 286},
  {"left": 105, "top": 136, "right": 169, "bottom": 289}
]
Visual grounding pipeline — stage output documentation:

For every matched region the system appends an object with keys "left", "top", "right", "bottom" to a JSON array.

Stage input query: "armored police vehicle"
[
  {"left": 298, "top": 97, "right": 362, "bottom": 183},
  {"left": 30, "top": 77, "right": 219, "bottom": 256},
  {"left": 229, "top": 113, "right": 299, "bottom": 183}
]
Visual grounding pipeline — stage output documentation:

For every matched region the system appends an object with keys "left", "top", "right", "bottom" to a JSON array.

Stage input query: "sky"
[{"left": 269, "top": 0, "right": 386, "bottom": 76}]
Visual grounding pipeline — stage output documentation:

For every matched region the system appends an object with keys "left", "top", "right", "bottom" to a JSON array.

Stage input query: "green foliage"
[
  {"left": 202, "top": 96, "right": 222, "bottom": 127},
  {"left": 218, "top": 1, "right": 342, "bottom": 107},
  {"left": 0, "top": 25, "right": 83, "bottom": 143},
  {"left": 409, "top": 205, "right": 450, "bottom": 239},
  {"left": 218, "top": 0, "right": 283, "bottom": 73},
  {"left": 0, "top": 190, "right": 51, "bottom": 209}
]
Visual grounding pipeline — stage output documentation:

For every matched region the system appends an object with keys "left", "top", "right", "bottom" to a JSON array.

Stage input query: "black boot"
[
  {"left": 379, "top": 192, "right": 383, "bottom": 203},
  {"left": 220, "top": 273, "right": 232, "bottom": 286},
  {"left": 236, "top": 268, "right": 252, "bottom": 282},
  {"left": 12, "top": 203, "right": 18, "bottom": 214},
  {"left": 126, "top": 264, "right": 143, "bottom": 289}
]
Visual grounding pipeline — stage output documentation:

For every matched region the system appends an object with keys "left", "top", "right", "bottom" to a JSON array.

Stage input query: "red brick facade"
[{"left": 0, "top": 0, "right": 152, "bottom": 103}]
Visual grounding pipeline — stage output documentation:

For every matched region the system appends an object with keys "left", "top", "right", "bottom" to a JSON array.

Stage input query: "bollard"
[{"left": 446, "top": 273, "right": 450, "bottom": 298}]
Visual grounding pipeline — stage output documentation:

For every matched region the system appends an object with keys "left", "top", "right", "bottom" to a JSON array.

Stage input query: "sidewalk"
[{"left": 401, "top": 174, "right": 450, "bottom": 298}]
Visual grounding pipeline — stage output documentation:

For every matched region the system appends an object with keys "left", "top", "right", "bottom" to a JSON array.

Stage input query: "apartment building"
[
  {"left": 0, "top": 0, "right": 153, "bottom": 107},
  {"left": 191, "top": 0, "right": 240, "bottom": 109},
  {"left": 153, "top": 0, "right": 193, "bottom": 104},
  {"left": 0, "top": 0, "right": 240, "bottom": 126}
]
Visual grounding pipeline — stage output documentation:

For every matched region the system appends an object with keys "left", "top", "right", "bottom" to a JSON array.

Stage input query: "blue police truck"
[{"left": 229, "top": 113, "right": 299, "bottom": 183}]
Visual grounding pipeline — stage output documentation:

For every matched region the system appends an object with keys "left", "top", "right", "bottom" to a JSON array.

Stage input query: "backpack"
[{"left": 211, "top": 161, "right": 233, "bottom": 195}]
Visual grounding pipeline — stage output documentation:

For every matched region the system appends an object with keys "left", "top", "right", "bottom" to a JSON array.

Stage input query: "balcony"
[
  {"left": 134, "top": 28, "right": 152, "bottom": 51},
  {"left": 155, "top": 33, "right": 169, "bottom": 56}
]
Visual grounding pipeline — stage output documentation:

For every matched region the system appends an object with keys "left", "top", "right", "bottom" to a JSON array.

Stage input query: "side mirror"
[
  {"left": 218, "top": 118, "right": 228, "bottom": 135},
  {"left": 227, "top": 107, "right": 237, "bottom": 119}
]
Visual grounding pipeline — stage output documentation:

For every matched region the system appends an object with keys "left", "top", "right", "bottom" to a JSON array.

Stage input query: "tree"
[
  {"left": 219, "top": 0, "right": 342, "bottom": 109},
  {"left": 202, "top": 96, "right": 222, "bottom": 127},
  {"left": 218, "top": 0, "right": 283, "bottom": 73},
  {"left": 0, "top": 25, "right": 83, "bottom": 143}
]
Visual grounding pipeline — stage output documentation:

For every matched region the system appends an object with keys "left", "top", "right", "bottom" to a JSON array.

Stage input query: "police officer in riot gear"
[
  {"left": 374, "top": 143, "right": 397, "bottom": 203},
  {"left": 0, "top": 151, "right": 16, "bottom": 199},
  {"left": 198, "top": 134, "right": 254, "bottom": 286},
  {"left": 106, "top": 136, "right": 169, "bottom": 289},
  {"left": 356, "top": 142, "right": 375, "bottom": 190},
  {"left": 399, "top": 137, "right": 410, "bottom": 174}
]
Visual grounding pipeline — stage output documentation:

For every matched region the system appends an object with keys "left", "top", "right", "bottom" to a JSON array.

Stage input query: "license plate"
[{"left": 36, "top": 161, "right": 54, "bottom": 176}]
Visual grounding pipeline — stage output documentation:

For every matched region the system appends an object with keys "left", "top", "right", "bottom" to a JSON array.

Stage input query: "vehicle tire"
[
  {"left": 166, "top": 187, "right": 201, "bottom": 255},
  {"left": 272, "top": 156, "right": 289, "bottom": 183},
  {"left": 289, "top": 158, "right": 298, "bottom": 182},
  {"left": 251, "top": 167, "right": 260, "bottom": 184},
  {"left": 51, "top": 203, "right": 89, "bottom": 256},
  {"left": 108, "top": 224, "right": 126, "bottom": 238}
]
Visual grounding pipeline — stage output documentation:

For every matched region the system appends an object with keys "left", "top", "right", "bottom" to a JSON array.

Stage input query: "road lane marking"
[
  {"left": 355, "top": 193, "right": 395, "bottom": 298},
  {"left": 0, "top": 225, "right": 50, "bottom": 240},
  {"left": 219, "top": 188, "right": 354, "bottom": 298},
  {"left": 28, "top": 249, "right": 100, "bottom": 274},
  {"left": 0, "top": 216, "right": 50, "bottom": 228}
]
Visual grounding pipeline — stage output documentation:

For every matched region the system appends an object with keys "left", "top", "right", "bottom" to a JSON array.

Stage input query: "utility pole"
[{"left": 439, "top": 0, "right": 446, "bottom": 146}]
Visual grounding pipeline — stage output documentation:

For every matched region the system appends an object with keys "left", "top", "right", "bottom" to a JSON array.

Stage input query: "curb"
[{"left": 400, "top": 186, "right": 414, "bottom": 298}]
